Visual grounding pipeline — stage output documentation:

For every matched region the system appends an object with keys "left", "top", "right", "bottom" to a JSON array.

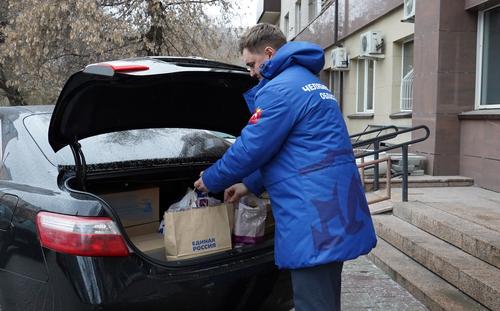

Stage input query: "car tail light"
[
  {"left": 108, "top": 64, "right": 150, "bottom": 72},
  {"left": 36, "top": 212, "right": 129, "bottom": 257},
  {"left": 83, "top": 63, "right": 149, "bottom": 76}
]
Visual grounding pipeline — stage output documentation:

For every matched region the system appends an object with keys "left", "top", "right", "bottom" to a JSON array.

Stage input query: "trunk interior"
[{"left": 65, "top": 165, "right": 275, "bottom": 263}]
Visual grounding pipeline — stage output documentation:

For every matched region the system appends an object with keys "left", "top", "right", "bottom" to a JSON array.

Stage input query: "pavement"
[
  {"left": 340, "top": 256, "right": 428, "bottom": 311},
  {"left": 289, "top": 255, "right": 428, "bottom": 311}
]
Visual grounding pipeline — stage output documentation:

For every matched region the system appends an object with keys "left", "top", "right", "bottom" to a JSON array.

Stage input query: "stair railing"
[{"left": 352, "top": 125, "right": 430, "bottom": 202}]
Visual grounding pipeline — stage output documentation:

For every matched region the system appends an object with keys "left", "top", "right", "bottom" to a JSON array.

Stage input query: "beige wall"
[
  {"left": 324, "top": 7, "right": 415, "bottom": 140},
  {"left": 281, "top": 0, "right": 321, "bottom": 40}
]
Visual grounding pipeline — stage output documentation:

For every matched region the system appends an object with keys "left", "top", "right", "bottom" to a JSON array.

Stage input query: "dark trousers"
[{"left": 290, "top": 261, "right": 344, "bottom": 311}]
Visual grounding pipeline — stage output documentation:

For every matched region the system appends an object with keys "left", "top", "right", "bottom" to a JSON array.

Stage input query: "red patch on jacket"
[{"left": 249, "top": 108, "right": 263, "bottom": 124}]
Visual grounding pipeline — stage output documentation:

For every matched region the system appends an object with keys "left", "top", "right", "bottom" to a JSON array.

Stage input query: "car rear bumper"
[{"left": 43, "top": 250, "right": 293, "bottom": 311}]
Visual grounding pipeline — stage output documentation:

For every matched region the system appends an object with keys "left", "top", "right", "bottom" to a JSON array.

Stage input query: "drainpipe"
[
  {"left": 339, "top": 71, "right": 344, "bottom": 114},
  {"left": 334, "top": 0, "right": 344, "bottom": 114},
  {"left": 334, "top": 0, "right": 339, "bottom": 43}
]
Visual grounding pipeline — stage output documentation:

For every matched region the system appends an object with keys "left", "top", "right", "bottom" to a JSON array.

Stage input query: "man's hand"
[
  {"left": 224, "top": 183, "right": 249, "bottom": 203},
  {"left": 194, "top": 177, "right": 209, "bottom": 193}
]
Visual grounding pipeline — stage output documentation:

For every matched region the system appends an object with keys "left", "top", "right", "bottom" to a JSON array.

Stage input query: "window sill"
[
  {"left": 458, "top": 109, "right": 500, "bottom": 120},
  {"left": 390, "top": 111, "right": 412, "bottom": 119},
  {"left": 347, "top": 113, "right": 374, "bottom": 119}
]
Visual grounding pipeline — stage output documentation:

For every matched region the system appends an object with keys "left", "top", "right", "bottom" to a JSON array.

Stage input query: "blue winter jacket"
[{"left": 203, "top": 41, "right": 377, "bottom": 269}]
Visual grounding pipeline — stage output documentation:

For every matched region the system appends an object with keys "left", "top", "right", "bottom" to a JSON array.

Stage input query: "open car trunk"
[
  {"left": 64, "top": 164, "right": 275, "bottom": 263},
  {"left": 50, "top": 57, "right": 274, "bottom": 264}
]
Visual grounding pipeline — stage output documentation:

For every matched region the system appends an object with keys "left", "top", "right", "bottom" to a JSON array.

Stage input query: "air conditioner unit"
[
  {"left": 360, "top": 31, "right": 384, "bottom": 57},
  {"left": 403, "top": 0, "right": 415, "bottom": 21},
  {"left": 331, "top": 47, "right": 349, "bottom": 71}
]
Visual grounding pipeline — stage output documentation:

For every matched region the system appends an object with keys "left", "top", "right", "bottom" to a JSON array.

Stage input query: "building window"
[
  {"left": 356, "top": 59, "right": 375, "bottom": 113},
  {"left": 329, "top": 70, "right": 340, "bottom": 99},
  {"left": 284, "top": 13, "right": 290, "bottom": 38},
  {"left": 308, "top": 0, "right": 321, "bottom": 23},
  {"left": 477, "top": 5, "right": 500, "bottom": 109},
  {"left": 295, "top": 1, "right": 302, "bottom": 35},
  {"left": 328, "top": 70, "right": 342, "bottom": 111},
  {"left": 400, "top": 40, "right": 414, "bottom": 111}
]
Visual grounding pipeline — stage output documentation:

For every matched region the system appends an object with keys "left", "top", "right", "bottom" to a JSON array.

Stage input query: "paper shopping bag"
[{"left": 164, "top": 203, "right": 233, "bottom": 260}]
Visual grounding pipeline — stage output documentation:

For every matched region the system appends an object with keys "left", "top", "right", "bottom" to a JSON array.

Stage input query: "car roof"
[
  {"left": 0, "top": 105, "right": 53, "bottom": 115},
  {"left": 18, "top": 105, "right": 54, "bottom": 113}
]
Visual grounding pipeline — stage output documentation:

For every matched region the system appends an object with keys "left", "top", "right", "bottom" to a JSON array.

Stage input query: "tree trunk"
[{"left": 0, "top": 68, "right": 26, "bottom": 106}]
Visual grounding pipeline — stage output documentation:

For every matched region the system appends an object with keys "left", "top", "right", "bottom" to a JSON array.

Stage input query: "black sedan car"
[{"left": 0, "top": 57, "right": 293, "bottom": 311}]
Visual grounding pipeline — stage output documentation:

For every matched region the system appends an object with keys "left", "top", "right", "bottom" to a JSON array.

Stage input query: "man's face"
[{"left": 242, "top": 47, "right": 272, "bottom": 80}]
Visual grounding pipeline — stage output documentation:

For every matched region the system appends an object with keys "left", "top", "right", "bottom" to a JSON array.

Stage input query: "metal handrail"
[
  {"left": 358, "top": 157, "right": 392, "bottom": 204},
  {"left": 350, "top": 125, "right": 399, "bottom": 141},
  {"left": 353, "top": 125, "right": 429, "bottom": 153},
  {"left": 352, "top": 125, "right": 430, "bottom": 202},
  {"left": 350, "top": 125, "right": 400, "bottom": 150},
  {"left": 350, "top": 125, "right": 400, "bottom": 189}
]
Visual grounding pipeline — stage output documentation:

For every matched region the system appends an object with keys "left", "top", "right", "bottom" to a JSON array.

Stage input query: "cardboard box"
[
  {"left": 130, "top": 232, "right": 165, "bottom": 260},
  {"left": 125, "top": 222, "right": 159, "bottom": 237},
  {"left": 100, "top": 187, "right": 160, "bottom": 227},
  {"left": 130, "top": 233, "right": 164, "bottom": 254}
]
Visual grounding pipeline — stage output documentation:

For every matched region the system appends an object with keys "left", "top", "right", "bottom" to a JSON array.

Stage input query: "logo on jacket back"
[{"left": 249, "top": 108, "right": 262, "bottom": 124}]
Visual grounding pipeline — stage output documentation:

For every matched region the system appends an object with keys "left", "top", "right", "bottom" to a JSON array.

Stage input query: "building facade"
[{"left": 257, "top": 0, "right": 500, "bottom": 192}]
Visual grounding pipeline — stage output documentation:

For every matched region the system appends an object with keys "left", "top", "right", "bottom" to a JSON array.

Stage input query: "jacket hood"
[{"left": 260, "top": 41, "right": 325, "bottom": 80}]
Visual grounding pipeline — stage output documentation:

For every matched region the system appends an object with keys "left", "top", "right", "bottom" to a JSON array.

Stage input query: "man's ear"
[{"left": 264, "top": 46, "right": 276, "bottom": 59}]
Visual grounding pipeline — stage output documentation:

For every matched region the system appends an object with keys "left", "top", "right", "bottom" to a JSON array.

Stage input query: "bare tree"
[
  {"left": 0, "top": 0, "right": 241, "bottom": 105},
  {"left": 0, "top": 0, "right": 25, "bottom": 105}
]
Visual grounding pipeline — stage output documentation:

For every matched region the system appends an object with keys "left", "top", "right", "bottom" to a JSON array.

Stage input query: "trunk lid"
[{"left": 48, "top": 57, "right": 256, "bottom": 152}]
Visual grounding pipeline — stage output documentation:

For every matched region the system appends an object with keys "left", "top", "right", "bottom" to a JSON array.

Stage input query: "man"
[{"left": 194, "top": 23, "right": 376, "bottom": 311}]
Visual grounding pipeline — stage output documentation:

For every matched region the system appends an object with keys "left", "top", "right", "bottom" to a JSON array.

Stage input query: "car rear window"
[{"left": 24, "top": 113, "right": 232, "bottom": 167}]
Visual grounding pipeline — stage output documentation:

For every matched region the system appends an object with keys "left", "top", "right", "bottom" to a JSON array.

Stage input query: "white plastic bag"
[
  {"left": 233, "top": 195, "right": 267, "bottom": 244},
  {"left": 167, "top": 188, "right": 221, "bottom": 212},
  {"left": 162, "top": 188, "right": 223, "bottom": 236},
  {"left": 168, "top": 188, "right": 198, "bottom": 212}
]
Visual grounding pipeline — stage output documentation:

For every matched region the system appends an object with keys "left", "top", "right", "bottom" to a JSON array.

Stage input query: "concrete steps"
[
  {"left": 393, "top": 202, "right": 500, "bottom": 269},
  {"left": 368, "top": 239, "right": 488, "bottom": 311},
  {"left": 371, "top": 214, "right": 500, "bottom": 310}
]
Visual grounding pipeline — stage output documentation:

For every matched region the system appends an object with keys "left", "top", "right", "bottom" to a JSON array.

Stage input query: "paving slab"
[
  {"left": 289, "top": 256, "right": 428, "bottom": 311},
  {"left": 341, "top": 256, "right": 428, "bottom": 311},
  {"left": 373, "top": 214, "right": 500, "bottom": 311}
]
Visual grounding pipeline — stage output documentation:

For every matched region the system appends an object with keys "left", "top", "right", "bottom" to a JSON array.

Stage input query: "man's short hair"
[{"left": 238, "top": 23, "right": 287, "bottom": 54}]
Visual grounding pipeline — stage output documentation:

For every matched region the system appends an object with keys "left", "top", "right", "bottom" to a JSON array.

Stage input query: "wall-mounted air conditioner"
[
  {"left": 403, "top": 0, "right": 415, "bottom": 22},
  {"left": 331, "top": 47, "right": 349, "bottom": 71},
  {"left": 360, "top": 31, "right": 384, "bottom": 57}
]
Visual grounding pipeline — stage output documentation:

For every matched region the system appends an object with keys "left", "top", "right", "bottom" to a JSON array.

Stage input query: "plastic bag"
[
  {"left": 168, "top": 188, "right": 221, "bottom": 212},
  {"left": 194, "top": 190, "right": 221, "bottom": 208},
  {"left": 233, "top": 195, "right": 267, "bottom": 244},
  {"left": 161, "top": 188, "right": 223, "bottom": 235},
  {"left": 158, "top": 219, "right": 165, "bottom": 234}
]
